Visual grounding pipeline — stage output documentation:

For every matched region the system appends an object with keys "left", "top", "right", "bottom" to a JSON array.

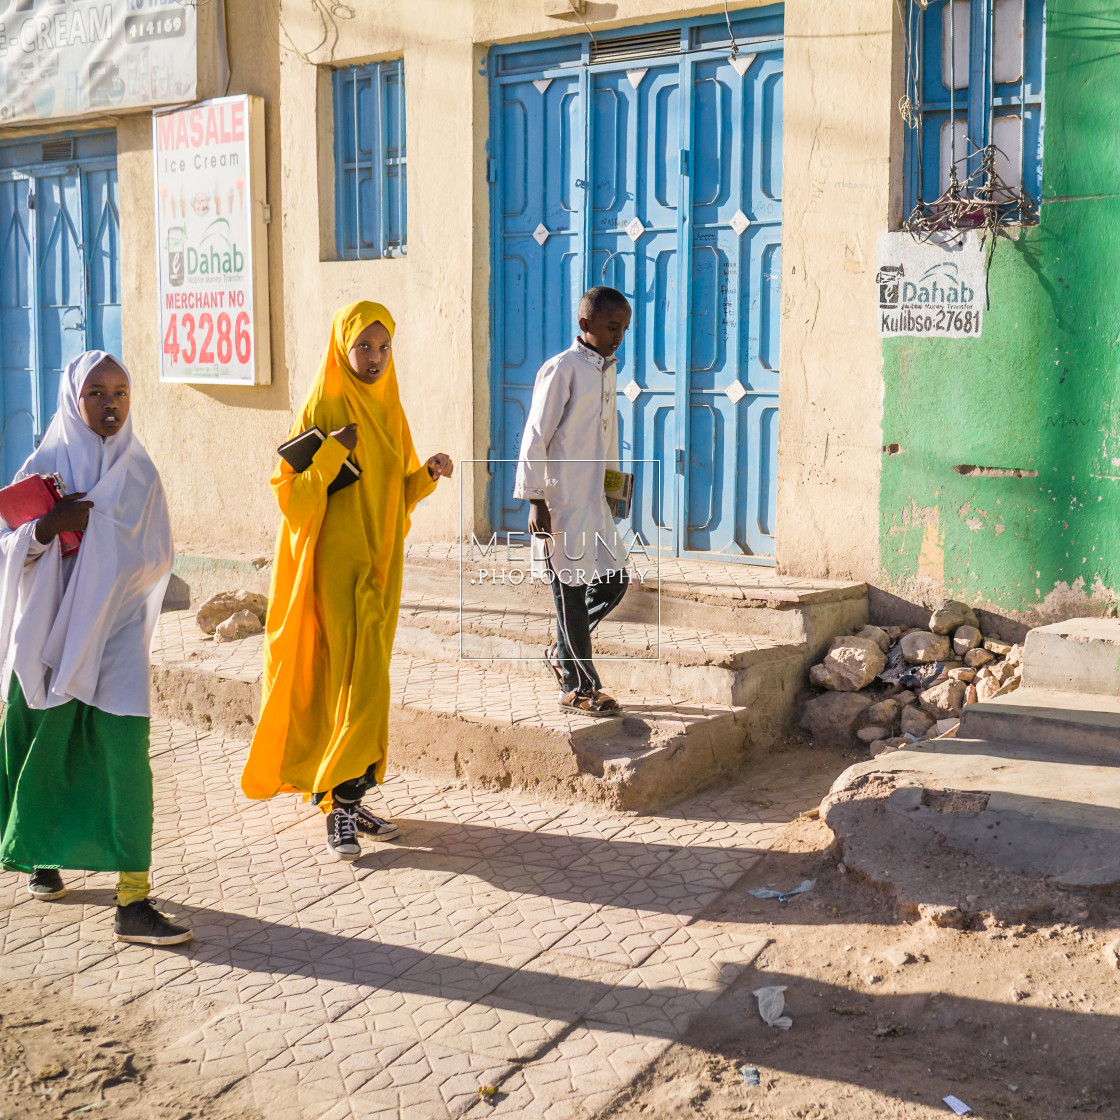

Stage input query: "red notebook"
[{"left": 0, "top": 474, "right": 82, "bottom": 557}]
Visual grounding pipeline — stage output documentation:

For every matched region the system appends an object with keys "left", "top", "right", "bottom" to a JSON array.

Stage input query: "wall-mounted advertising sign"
[
  {"left": 876, "top": 231, "right": 987, "bottom": 339},
  {"left": 154, "top": 95, "right": 271, "bottom": 385},
  {"left": 0, "top": 0, "right": 198, "bottom": 124}
]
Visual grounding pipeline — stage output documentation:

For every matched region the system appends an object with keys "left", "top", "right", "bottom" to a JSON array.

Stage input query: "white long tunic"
[
  {"left": 514, "top": 339, "right": 626, "bottom": 586},
  {"left": 0, "top": 351, "right": 172, "bottom": 718}
]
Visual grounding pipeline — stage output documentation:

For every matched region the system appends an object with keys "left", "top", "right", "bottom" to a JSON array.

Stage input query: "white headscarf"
[{"left": 0, "top": 351, "right": 173, "bottom": 716}]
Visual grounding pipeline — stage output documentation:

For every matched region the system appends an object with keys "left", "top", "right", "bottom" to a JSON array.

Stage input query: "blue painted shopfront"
[
  {"left": 488, "top": 8, "right": 783, "bottom": 561},
  {"left": 0, "top": 132, "right": 121, "bottom": 483}
]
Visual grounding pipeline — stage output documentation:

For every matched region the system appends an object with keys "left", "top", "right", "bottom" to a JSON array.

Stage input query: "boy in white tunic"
[{"left": 514, "top": 287, "right": 632, "bottom": 716}]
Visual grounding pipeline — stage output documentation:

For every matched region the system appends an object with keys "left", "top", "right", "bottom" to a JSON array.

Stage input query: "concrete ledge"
[
  {"left": 393, "top": 604, "right": 807, "bottom": 719},
  {"left": 822, "top": 740, "right": 1120, "bottom": 895},
  {"left": 150, "top": 663, "right": 260, "bottom": 740},
  {"left": 149, "top": 649, "right": 756, "bottom": 812},
  {"left": 172, "top": 552, "right": 272, "bottom": 608},
  {"left": 1023, "top": 617, "right": 1120, "bottom": 695},
  {"left": 959, "top": 687, "right": 1120, "bottom": 762},
  {"left": 390, "top": 703, "right": 753, "bottom": 812}
]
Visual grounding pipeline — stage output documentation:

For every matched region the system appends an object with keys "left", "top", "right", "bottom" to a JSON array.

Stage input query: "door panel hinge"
[
  {"left": 487, "top": 157, "right": 498, "bottom": 184},
  {"left": 487, "top": 447, "right": 499, "bottom": 474},
  {"left": 679, "top": 150, "right": 689, "bottom": 176},
  {"left": 675, "top": 448, "right": 684, "bottom": 474}
]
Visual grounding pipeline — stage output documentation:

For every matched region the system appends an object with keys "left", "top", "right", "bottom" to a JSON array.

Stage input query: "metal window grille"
[
  {"left": 333, "top": 59, "right": 407, "bottom": 260},
  {"left": 904, "top": 0, "right": 1044, "bottom": 229}
]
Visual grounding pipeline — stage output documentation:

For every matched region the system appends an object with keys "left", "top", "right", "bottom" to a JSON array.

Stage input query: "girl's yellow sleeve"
[
  {"left": 271, "top": 436, "right": 352, "bottom": 528},
  {"left": 404, "top": 464, "right": 437, "bottom": 512},
  {"left": 400, "top": 413, "right": 437, "bottom": 513}
]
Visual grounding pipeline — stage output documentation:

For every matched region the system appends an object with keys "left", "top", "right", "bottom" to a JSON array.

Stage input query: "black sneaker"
[
  {"left": 27, "top": 869, "right": 66, "bottom": 901},
  {"left": 353, "top": 804, "right": 400, "bottom": 839},
  {"left": 114, "top": 899, "right": 192, "bottom": 946},
  {"left": 326, "top": 804, "right": 361, "bottom": 861}
]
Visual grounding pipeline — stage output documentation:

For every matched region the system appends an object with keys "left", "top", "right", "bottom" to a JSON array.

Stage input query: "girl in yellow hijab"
[{"left": 241, "top": 302, "right": 452, "bottom": 859}]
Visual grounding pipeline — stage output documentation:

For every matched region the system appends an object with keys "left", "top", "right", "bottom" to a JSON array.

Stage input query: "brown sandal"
[{"left": 559, "top": 689, "right": 622, "bottom": 718}]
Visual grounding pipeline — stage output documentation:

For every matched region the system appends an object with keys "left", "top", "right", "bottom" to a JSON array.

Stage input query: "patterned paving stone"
[
  {"left": 430, "top": 998, "right": 570, "bottom": 1063},
  {"left": 158, "top": 1003, "right": 322, "bottom": 1098},
  {"left": 547, "top": 904, "right": 686, "bottom": 969},
  {"left": 460, "top": 890, "right": 596, "bottom": 956},
  {"left": 482, "top": 949, "right": 629, "bottom": 1023},
  {"left": 460, "top": 1026, "right": 670, "bottom": 1120},
  {"left": 1, "top": 708, "right": 824, "bottom": 1120},
  {"left": 302, "top": 1032, "right": 512, "bottom": 1120},
  {"left": 421, "top": 822, "right": 589, "bottom": 868},
  {"left": 579, "top": 930, "right": 770, "bottom": 1038},
  {"left": 68, "top": 941, "right": 201, "bottom": 1006}
]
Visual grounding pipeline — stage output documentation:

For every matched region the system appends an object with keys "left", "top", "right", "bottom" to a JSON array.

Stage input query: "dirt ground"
[
  {"left": 3, "top": 742, "right": 1118, "bottom": 1120},
  {"left": 0, "top": 982, "right": 259, "bottom": 1120},
  {"left": 602, "top": 775, "right": 1120, "bottom": 1120}
]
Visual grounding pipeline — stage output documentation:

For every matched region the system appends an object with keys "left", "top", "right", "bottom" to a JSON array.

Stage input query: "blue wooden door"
[
  {"left": 0, "top": 172, "right": 36, "bottom": 483},
  {"left": 489, "top": 11, "right": 783, "bottom": 561},
  {"left": 591, "top": 61, "right": 680, "bottom": 556},
  {"left": 685, "top": 49, "right": 782, "bottom": 557},
  {"left": 491, "top": 69, "right": 585, "bottom": 534},
  {"left": 0, "top": 135, "right": 120, "bottom": 482}
]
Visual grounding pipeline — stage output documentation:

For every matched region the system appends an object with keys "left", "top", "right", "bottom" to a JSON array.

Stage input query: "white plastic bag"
[{"left": 753, "top": 985, "right": 793, "bottom": 1030}]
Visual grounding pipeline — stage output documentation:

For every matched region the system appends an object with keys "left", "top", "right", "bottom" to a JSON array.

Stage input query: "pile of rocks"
[
  {"left": 195, "top": 590, "right": 268, "bottom": 644},
  {"left": 800, "top": 599, "right": 1024, "bottom": 754}
]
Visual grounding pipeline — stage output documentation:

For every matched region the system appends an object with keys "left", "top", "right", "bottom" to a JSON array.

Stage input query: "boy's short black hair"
[{"left": 579, "top": 286, "right": 630, "bottom": 320}]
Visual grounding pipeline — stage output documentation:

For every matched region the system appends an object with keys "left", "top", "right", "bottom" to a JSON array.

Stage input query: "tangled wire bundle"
[{"left": 904, "top": 141, "right": 1036, "bottom": 245}]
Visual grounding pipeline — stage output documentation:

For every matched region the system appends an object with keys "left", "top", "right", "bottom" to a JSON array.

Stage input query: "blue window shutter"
[
  {"left": 333, "top": 59, "right": 407, "bottom": 260},
  {"left": 904, "top": 0, "right": 1044, "bottom": 226},
  {"left": 380, "top": 59, "right": 407, "bottom": 256}
]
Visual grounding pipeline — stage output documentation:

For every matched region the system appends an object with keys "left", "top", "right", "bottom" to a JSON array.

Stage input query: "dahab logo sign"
[
  {"left": 154, "top": 95, "right": 271, "bottom": 385},
  {"left": 876, "top": 231, "right": 987, "bottom": 338},
  {"left": 0, "top": 0, "right": 197, "bottom": 123}
]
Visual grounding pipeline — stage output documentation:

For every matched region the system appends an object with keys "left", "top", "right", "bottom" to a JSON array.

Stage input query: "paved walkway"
[{"left": 0, "top": 722, "right": 820, "bottom": 1120}]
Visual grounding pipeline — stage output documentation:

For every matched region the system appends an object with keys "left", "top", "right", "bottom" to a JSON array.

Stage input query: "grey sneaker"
[
  {"left": 28, "top": 869, "right": 66, "bottom": 901},
  {"left": 327, "top": 804, "right": 361, "bottom": 861},
  {"left": 353, "top": 804, "right": 400, "bottom": 839},
  {"left": 114, "top": 899, "right": 192, "bottom": 946}
]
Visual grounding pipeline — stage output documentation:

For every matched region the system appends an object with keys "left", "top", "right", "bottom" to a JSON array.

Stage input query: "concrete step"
[
  {"left": 409, "top": 543, "right": 868, "bottom": 659},
  {"left": 149, "top": 613, "right": 761, "bottom": 811},
  {"left": 958, "top": 687, "right": 1120, "bottom": 763},
  {"left": 1022, "top": 617, "right": 1120, "bottom": 695},
  {"left": 168, "top": 544, "right": 869, "bottom": 662},
  {"left": 395, "top": 594, "right": 805, "bottom": 724},
  {"left": 154, "top": 548, "right": 866, "bottom": 810}
]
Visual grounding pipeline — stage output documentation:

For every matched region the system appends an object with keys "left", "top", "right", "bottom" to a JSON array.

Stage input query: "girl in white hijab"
[{"left": 0, "top": 350, "right": 191, "bottom": 946}]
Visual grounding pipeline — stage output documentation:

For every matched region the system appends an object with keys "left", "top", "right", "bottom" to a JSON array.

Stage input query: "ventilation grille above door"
[
  {"left": 590, "top": 29, "right": 680, "bottom": 64},
  {"left": 41, "top": 138, "right": 75, "bottom": 163}
]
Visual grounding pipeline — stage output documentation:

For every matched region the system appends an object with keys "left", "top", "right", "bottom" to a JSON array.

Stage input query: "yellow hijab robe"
[{"left": 241, "top": 302, "right": 435, "bottom": 800}]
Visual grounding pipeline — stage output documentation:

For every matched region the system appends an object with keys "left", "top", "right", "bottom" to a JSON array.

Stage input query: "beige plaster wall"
[
  {"left": 273, "top": 0, "right": 783, "bottom": 556},
  {"left": 2, "top": 0, "right": 895, "bottom": 581},
  {"left": 269, "top": 0, "right": 891, "bottom": 575},
  {"left": 121, "top": 0, "right": 290, "bottom": 558},
  {"left": 275, "top": 0, "right": 481, "bottom": 556},
  {"left": 774, "top": 0, "right": 896, "bottom": 581}
]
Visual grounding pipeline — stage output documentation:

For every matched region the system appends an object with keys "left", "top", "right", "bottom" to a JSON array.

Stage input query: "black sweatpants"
[
  {"left": 309, "top": 762, "right": 378, "bottom": 807},
  {"left": 549, "top": 566, "right": 629, "bottom": 695}
]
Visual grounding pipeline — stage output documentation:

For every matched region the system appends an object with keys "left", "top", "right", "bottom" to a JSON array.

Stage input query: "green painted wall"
[{"left": 880, "top": 2, "right": 1120, "bottom": 619}]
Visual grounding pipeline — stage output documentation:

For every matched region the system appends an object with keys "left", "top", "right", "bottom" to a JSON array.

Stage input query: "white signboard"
[
  {"left": 0, "top": 0, "right": 197, "bottom": 124},
  {"left": 876, "top": 231, "right": 987, "bottom": 339},
  {"left": 154, "top": 95, "right": 271, "bottom": 385}
]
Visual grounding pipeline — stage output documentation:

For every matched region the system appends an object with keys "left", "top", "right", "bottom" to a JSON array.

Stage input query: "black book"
[{"left": 277, "top": 426, "right": 361, "bottom": 495}]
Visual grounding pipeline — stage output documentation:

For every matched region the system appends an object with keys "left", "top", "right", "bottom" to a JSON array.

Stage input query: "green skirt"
[{"left": 0, "top": 677, "right": 153, "bottom": 874}]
